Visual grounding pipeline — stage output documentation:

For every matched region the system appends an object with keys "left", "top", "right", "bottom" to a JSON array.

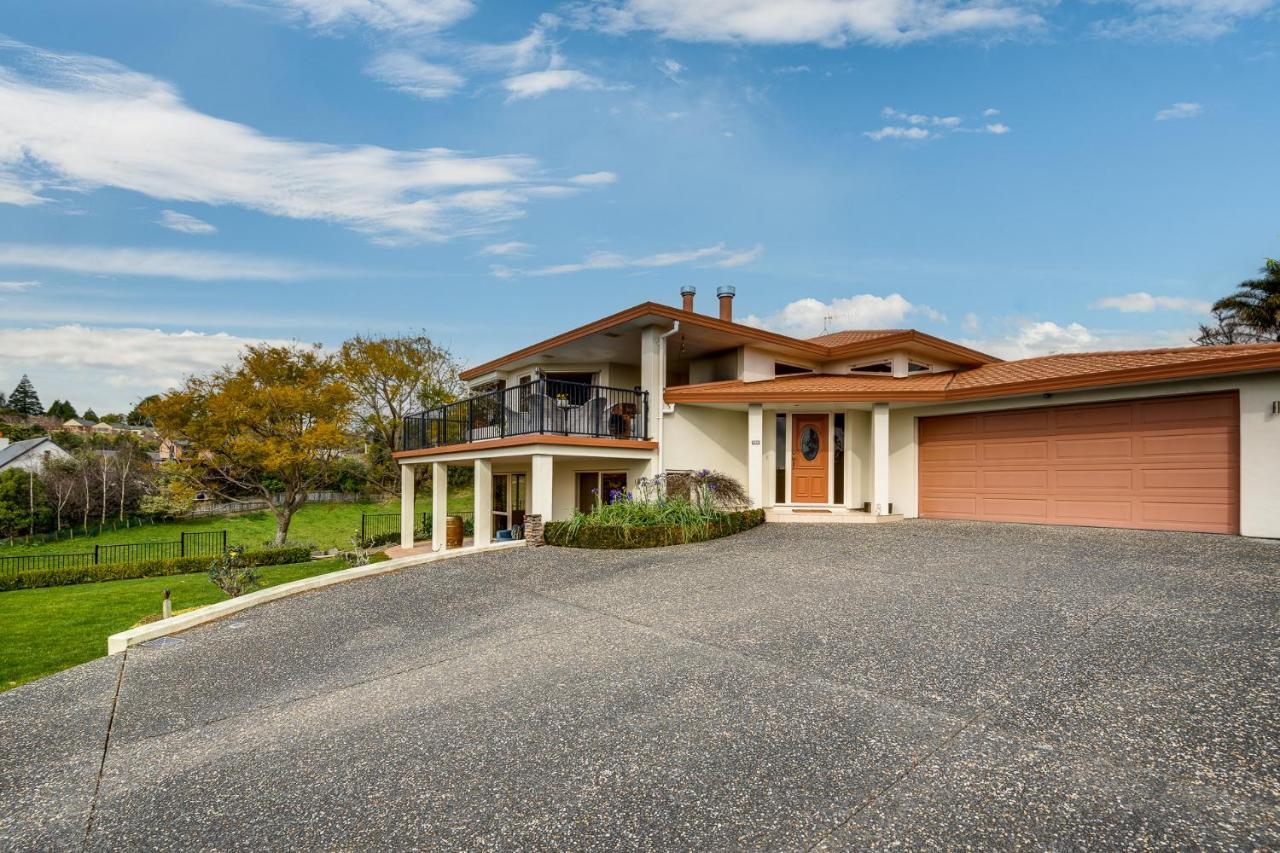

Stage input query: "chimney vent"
[
  {"left": 680, "top": 284, "right": 696, "bottom": 313},
  {"left": 717, "top": 285, "right": 736, "bottom": 322}
]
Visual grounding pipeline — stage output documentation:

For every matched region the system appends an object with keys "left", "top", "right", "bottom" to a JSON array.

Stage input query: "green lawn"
[
  {"left": 0, "top": 486, "right": 476, "bottom": 557},
  {"left": 0, "top": 557, "right": 358, "bottom": 691}
]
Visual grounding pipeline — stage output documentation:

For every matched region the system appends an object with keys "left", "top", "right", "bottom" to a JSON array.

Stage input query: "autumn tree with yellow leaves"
[{"left": 146, "top": 344, "right": 354, "bottom": 545}]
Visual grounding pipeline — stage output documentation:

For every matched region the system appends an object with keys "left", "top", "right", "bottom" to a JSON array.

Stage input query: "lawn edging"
[
  {"left": 543, "top": 509, "right": 765, "bottom": 549},
  {"left": 106, "top": 539, "right": 526, "bottom": 656}
]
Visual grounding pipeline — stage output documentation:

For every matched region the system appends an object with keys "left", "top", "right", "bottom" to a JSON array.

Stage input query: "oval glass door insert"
[{"left": 800, "top": 425, "right": 820, "bottom": 461}]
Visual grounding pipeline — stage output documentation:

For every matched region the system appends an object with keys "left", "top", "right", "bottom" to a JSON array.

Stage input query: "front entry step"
[{"left": 765, "top": 508, "right": 905, "bottom": 524}]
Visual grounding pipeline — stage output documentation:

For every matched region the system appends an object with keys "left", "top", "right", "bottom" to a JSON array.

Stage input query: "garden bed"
[{"left": 543, "top": 509, "right": 764, "bottom": 549}]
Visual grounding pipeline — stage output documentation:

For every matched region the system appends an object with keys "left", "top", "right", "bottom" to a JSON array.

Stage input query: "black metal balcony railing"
[{"left": 402, "top": 379, "right": 649, "bottom": 451}]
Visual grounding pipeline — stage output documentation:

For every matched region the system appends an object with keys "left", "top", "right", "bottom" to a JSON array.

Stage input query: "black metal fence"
[
  {"left": 402, "top": 380, "right": 648, "bottom": 451},
  {"left": 359, "top": 512, "right": 474, "bottom": 543},
  {"left": 0, "top": 530, "right": 228, "bottom": 577}
]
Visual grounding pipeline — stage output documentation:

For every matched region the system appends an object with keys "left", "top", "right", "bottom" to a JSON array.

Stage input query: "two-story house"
[{"left": 393, "top": 286, "right": 1280, "bottom": 549}]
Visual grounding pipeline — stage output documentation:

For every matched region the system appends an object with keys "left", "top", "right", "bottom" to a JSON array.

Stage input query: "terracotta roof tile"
[
  {"left": 665, "top": 343, "right": 1280, "bottom": 403},
  {"left": 948, "top": 343, "right": 1280, "bottom": 390},
  {"left": 805, "top": 329, "right": 907, "bottom": 346}
]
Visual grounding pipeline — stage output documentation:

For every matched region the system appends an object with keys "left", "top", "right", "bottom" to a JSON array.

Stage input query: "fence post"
[
  {"left": 93, "top": 544, "right": 99, "bottom": 566},
  {"left": 180, "top": 532, "right": 186, "bottom": 557},
  {"left": 222, "top": 530, "right": 227, "bottom": 554}
]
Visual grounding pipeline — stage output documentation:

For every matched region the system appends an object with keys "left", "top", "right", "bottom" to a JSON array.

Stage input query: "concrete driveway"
[{"left": 3, "top": 521, "right": 1277, "bottom": 850}]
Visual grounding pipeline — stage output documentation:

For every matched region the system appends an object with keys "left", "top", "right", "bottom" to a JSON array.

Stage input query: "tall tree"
[
  {"left": 1196, "top": 258, "right": 1280, "bottom": 345},
  {"left": 82, "top": 408, "right": 99, "bottom": 422},
  {"left": 127, "top": 395, "right": 160, "bottom": 426},
  {"left": 8, "top": 375, "right": 43, "bottom": 417},
  {"left": 0, "top": 390, "right": 7, "bottom": 410},
  {"left": 336, "top": 332, "right": 462, "bottom": 489},
  {"left": 145, "top": 344, "right": 354, "bottom": 545}
]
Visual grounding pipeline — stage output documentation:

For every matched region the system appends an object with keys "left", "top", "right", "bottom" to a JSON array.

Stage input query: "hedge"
[
  {"left": 543, "top": 509, "right": 765, "bottom": 550},
  {"left": 0, "top": 545, "right": 314, "bottom": 592}
]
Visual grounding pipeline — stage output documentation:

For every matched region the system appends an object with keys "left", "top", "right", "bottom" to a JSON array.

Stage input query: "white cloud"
[
  {"left": 568, "top": 171, "right": 619, "bottom": 185},
  {"left": 0, "top": 279, "right": 39, "bottom": 292},
  {"left": 365, "top": 52, "right": 465, "bottom": 100},
  {"left": 961, "top": 311, "right": 980, "bottom": 332},
  {"left": 578, "top": 0, "right": 1045, "bottom": 45},
  {"left": 503, "top": 67, "right": 617, "bottom": 100},
  {"left": 775, "top": 65, "right": 811, "bottom": 74},
  {"left": 968, "top": 319, "right": 1097, "bottom": 359},
  {"left": 497, "top": 242, "right": 760, "bottom": 277},
  {"left": 983, "top": 107, "right": 1000, "bottom": 116},
  {"left": 0, "top": 243, "right": 336, "bottom": 281},
  {"left": 742, "top": 293, "right": 938, "bottom": 338},
  {"left": 1092, "top": 292, "right": 1212, "bottom": 313},
  {"left": 963, "top": 318, "right": 1199, "bottom": 359},
  {"left": 658, "top": 57, "right": 685, "bottom": 81},
  {"left": 158, "top": 210, "right": 217, "bottom": 235},
  {"left": 1155, "top": 101, "right": 1203, "bottom": 120},
  {"left": 882, "top": 106, "right": 960, "bottom": 126},
  {"left": 867, "top": 106, "right": 1010, "bottom": 141},
  {"left": 479, "top": 240, "right": 533, "bottom": 256},
  {"left": 228, "top": 0, "right": 475, "bottom": 32},
  {"left": 0, "top": 324, "right": 296, "bottom": 410},
  {"left": 1095, "top": 0, "right": 1277, "bottom": 39},
  {"left": 865, "top": 126, "right": 934, "bottom": 141},
  {"left": 712, "top": 244, "right": 764, "bottom": 268},
  {"left": 0, "top": 38, "right": 581, "bottom": 241}
]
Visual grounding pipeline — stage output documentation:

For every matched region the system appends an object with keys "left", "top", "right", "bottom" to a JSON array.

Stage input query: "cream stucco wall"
[
  {"left": 886, "top": 372, "right": 1280, "bottom": 538},
  {"left": 551, "top": 458, "right": 653, "bottom": 521},
  {"left": 663, "top": 405, "right": 749, "bottom": 484}
]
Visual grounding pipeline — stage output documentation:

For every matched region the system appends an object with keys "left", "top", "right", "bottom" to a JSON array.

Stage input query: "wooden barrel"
[{"left": 446, "top": 515, "right": 465, "bottom": 548}]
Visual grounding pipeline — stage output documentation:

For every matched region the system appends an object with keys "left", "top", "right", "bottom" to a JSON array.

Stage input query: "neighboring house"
[
  {"left": 156, "top": 437, "right": 188, "bottom": 461},
  {"left": 62, "top": 417, "right": 96, "bottom": 434},
  {"left": 393, "top": 286, "right": 1280, "bottom": 548},
  {"left": 91, "top": 421, "right": 121, "bottom": 436},
  {"left": 0, "top": 435, "right": 72, "bottom": 474}
]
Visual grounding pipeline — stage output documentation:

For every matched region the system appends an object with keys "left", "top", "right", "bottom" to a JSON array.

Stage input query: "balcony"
[{"left": 402, "top": 379, "right": 649, "bottom": 452}]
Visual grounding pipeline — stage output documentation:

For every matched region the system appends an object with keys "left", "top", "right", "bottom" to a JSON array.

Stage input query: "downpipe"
[{"left": 656, "top": 320, "right": 680, "bottom": 476}]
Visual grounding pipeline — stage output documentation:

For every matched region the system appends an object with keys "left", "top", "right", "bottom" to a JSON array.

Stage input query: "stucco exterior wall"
[
  {"left": 551, "top": 458, "right": 652, "bottom": 521},
  {"left": 886, "top": 372, "right": 1280, "bottom": 538},
  {"left": 663, "top": 405, "right": 749, "bottom": 484}
]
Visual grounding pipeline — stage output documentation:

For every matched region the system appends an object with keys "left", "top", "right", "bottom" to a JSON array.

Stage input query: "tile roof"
[
  {"left": 805, "top": 329, "right": 907, "bottom": 347},
  {"left": 665, "top": 342, "right": 1280, "bottom": 403}
]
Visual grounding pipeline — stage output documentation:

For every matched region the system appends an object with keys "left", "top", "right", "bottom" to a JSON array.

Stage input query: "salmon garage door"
[{"left": 918, "top": 392, "right": 1239, "bottom": 534}]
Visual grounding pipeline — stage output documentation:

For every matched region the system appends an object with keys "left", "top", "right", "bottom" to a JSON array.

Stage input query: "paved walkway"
[{"left": 3, "top": 521, "right": 1277, "bottom": 850}]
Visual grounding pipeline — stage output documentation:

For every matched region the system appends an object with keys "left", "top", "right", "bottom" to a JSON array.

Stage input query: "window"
[
  {"left": 799, "top": 425, "right": 821, "bottom": 461},
  {"left": 851, "top": 361, "right": 892, "bottom": 374},
  {"left": 575, "top": 471, "right": 628, "bottom": 513},
  {"left": 774, "top": 362, "right": 812, "bottom": 376},
  {"left": 907, "top": 362, "right": 931, "bottom": 373},
  {"left": 834, "top": 413, "right": 844, "bottom": 505},
  {"left": 775, "top": 414, "right": 787, "bottom": 504},
  {"left": 545, "top": 372, "right": 595, "bottom": 405}
]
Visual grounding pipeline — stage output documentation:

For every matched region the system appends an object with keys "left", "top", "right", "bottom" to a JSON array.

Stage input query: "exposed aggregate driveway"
[{"left": 2, "top": 520, "right": 1278, "bottom": 850}]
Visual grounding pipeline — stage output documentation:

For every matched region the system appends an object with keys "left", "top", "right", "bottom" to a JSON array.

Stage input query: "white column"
[
  {"left": 530, "top": 453, "right": 554, "bottom": 521},
  {"left": 639, "top": 325, "right": 663, "bottom": 442},
  {"left": 432, "top": 461, "right": 448, "bottom": 550},
  {"left": 747, "top": 403, "right": 764, "bottom": 508},
  {"left": 473, "top": 458, "right": 493, "bottom": 545},
  {"left": 399, "top": 462, "right": 416, "bottom": 549},
  {"left": 872, "top": 403, "right": 890, "bottom": 515},
  {"left": 843, "top": 408, "right": 858, "bottom": 510}
]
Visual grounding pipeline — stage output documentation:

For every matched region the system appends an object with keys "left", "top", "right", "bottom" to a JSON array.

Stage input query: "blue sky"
[{"left": 0, "top": 0, "right": 1277, "bottom": 412}]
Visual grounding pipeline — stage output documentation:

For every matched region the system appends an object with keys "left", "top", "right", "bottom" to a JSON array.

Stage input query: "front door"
[{"left": 791, "top": 414, "right": 829, "bottom": 503}]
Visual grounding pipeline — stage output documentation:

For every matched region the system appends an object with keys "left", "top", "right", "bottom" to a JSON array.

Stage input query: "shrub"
[
  {"left": 665, "top": 470, "right": 750, "bottom": 510},
  {"left": 0, "top": 544, "right": 313, "bottom": 591},
  {"left": 545, "top": 509, "right": 764, "bottom": 549},
  {"left": 207, "top": 546, "right": 257, "bottom": 597}
]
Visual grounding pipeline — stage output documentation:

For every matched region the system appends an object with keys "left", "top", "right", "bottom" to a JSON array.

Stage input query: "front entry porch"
[{"left": 395, "top": 439, "right": 658, "bottom": 551}]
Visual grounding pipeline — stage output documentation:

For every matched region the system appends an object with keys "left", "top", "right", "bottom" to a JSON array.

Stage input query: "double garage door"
[{"left": 918, "top": 391, "right": 1239, "bottom": 534}]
